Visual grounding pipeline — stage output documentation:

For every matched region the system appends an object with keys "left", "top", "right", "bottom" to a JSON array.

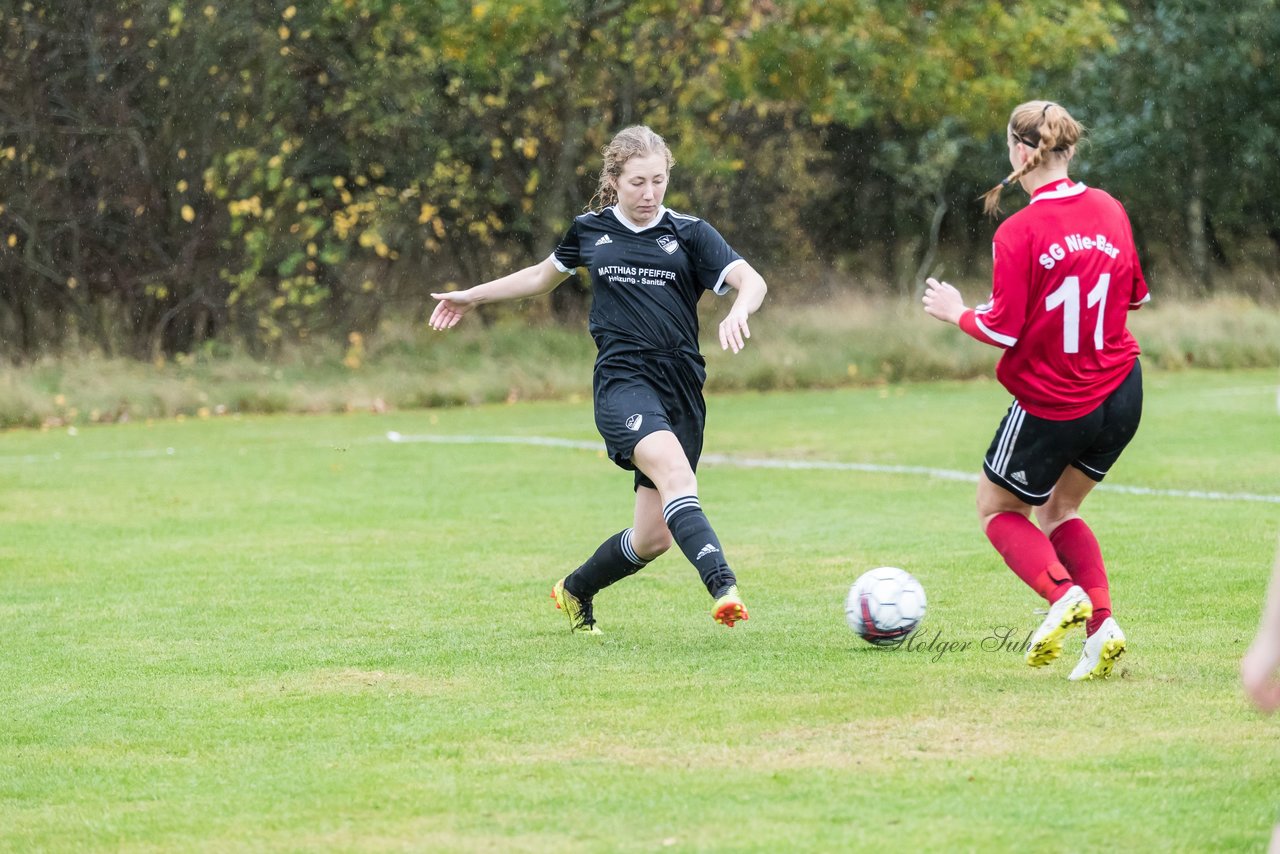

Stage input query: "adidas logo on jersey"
[
  {"left": 657, "top": 235, "right": 678, "bottom": 254},
  {"left": 1010, "top": 470, "right": 1029, "bottom": 485},
  {"left": 594, "top": 234, "right": 612, "bottom": 246},
  {"left": 625, "top": 414, "right": 643, "bottom": 431},
  {"left": 696, "top": 543, "right": 720, "bottom": 561}
]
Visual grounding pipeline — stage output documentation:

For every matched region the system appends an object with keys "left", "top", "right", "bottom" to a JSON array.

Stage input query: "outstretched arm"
[
  {"left": 922, "top": 277, "right": 1015, "bottom": 349},
  {"left": 429, "top": 257, "right": 568, "bottom": 331},
  {"left": 718, "top": 262, "right": 767, "bottom": 354}
]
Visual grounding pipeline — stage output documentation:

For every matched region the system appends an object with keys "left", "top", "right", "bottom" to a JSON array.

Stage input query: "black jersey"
[{"left": 550, "top": 206, "right": 744, "bottom": 365}]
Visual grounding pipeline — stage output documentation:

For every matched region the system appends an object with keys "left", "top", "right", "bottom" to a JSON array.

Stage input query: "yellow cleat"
[
  {"left": 1068, "top": 617, "right": 1126, "bottom": 681},
  {"left": 1026, "top": 585, "right": 1091, "bottom": 667},
  {"left": 551, "top": 578, "right": 602, "bottom": 634},
  {"left": 712, "top": 584, "right": 748, "bottom": 627}
]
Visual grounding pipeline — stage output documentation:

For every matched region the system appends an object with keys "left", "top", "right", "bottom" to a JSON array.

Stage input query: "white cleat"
[
  {"left": 1069, "top": 617, "right": 1126, "bottom": 681},
  {"left": 1026, "top": 585, "right": 1092, "bottom": 667}
]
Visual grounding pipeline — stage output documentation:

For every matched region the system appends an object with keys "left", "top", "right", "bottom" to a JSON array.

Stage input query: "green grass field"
[{"left": 2, "top": 369, "right": 1278, "bottom": 851}]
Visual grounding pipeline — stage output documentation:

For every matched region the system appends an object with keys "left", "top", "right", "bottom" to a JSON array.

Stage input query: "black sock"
[
  {"left": 663, "top": 494, "right": 736, "bottom": 597},
  {"left": 565, "top": 528, "right": 650, "bottom": 599}
]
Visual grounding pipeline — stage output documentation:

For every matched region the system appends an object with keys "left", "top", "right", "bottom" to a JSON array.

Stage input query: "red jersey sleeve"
[
  {"left": 1119, "top": 205, "right": 1151, "bottom": 309},
  {"left": 1129, "top": 257, "right": 1151, "bottom": 309},
  {"left": 968, "top": 234, "right": 1028, "bottom": 348},
  {"left": 957, "top": 309, "right": 992, "bottom": 344}
]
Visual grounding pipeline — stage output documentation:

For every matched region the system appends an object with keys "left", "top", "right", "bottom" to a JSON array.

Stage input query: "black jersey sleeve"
[
  {"left": 550, "top": 219, "right": 583, "bottom": 273},
  {"left": 687, "top": 219, "right": 745, "bottom": 295}
]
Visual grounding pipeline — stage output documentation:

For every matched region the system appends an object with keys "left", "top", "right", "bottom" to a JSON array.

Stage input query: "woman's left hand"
[
  {"left": 719, "top": 308, "right": 752, "bottom": 353},
  {"left": 1243, "top": 637, "right": 1280, "bottom": 713}
]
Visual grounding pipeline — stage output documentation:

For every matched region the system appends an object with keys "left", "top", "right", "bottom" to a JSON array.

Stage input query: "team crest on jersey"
[
  {"left": 657, "top": 235, "right": 679, "bottom": 255},
  {"left": 595, "top": 234, "right": 612, "bottom": 246},
  {"left": 625, "top": 414, "right": 643, "bottom": 431}
]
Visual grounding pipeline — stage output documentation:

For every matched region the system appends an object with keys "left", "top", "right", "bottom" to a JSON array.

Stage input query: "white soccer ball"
[{"left": 845, "top": 566, "right": 927, "bottom": 646}]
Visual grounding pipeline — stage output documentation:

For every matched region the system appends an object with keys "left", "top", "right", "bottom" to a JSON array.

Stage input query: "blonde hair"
[
  {"left": 588, "top": 125, "right": 675, "bottom": 212},
  {"left": 982, "top": 100, "right": 1086, "bottom": 217}
]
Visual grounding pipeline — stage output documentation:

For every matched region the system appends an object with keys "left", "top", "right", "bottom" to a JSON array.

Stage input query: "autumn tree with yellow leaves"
[{"left": 1, "top": 0, "right": 1274, "bottom": 358}]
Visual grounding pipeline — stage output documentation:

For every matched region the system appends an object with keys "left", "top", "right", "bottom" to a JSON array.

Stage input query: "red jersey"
[{"left": 960, "top": 181, "right": 1150, "bottom": 420}]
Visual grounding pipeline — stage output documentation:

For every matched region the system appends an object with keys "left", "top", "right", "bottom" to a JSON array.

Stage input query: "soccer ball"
[{"left": 845, "top": 567, "right": 927, "bottom": 646}]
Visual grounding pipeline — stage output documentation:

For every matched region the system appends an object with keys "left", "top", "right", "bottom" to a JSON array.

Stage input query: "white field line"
[
  {"left": 383, "top": 431, "right": 1280, "bottom": 505},
  {"left": 4, "top": 431, "right": 1276, "bottom": 506},
  {"left": 0, "top": 447, "right": 179, "bottom": 464}
]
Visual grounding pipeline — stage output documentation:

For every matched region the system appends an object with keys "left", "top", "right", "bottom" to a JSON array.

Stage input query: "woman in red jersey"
[{"left": 922, "top": 100, "right": 1149, "bottom": 680}]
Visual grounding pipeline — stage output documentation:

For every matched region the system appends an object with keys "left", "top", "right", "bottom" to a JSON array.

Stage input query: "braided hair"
[{"left": 982, "top": 101, "right": 1085, "bottom": 217}]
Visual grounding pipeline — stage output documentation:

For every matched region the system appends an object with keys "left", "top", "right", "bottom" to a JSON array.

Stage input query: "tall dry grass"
[{"left": 0, "top": 296, "right": 1275, "bottom": 430}]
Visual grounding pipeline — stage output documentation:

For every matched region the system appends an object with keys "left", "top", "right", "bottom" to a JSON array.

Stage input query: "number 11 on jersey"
[{"left": 1045, "top": 274, "right": 1110, "bottom": 354}]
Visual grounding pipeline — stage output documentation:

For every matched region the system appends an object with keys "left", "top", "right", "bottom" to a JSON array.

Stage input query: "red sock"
[
  {"left": 985, "top": 512, "right": 1073, "bottom": 602},
  {"left": 1050, "top": 517, "right": 1111, "bottom": 635}
]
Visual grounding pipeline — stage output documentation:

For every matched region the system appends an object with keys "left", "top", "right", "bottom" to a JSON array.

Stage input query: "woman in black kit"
[{"left": 430, "top": 125, "right": 767, "bottom": 634}]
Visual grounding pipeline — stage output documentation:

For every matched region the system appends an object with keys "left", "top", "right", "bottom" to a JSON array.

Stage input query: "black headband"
[{"left": 1013, "top": 102, "right": 1059, "bottom": 148}]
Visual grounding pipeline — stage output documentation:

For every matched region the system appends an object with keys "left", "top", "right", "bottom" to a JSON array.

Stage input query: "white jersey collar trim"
[
  {"left": 1030, "top": 181, "right": 1087, "bottom": 204},
  {"left": 610, "top": 205, "right": 667, "bottom": 232}
]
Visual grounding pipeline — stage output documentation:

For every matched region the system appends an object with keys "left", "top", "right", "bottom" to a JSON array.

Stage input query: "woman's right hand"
[
  {"left": 922, "top": 277, "right": 966, "bottom": 326},
  {"left": 429, "top": 290, "right": 477, "bottom": 331}
]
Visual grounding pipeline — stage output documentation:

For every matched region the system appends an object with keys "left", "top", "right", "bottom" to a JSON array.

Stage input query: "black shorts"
[
  {"left": 983, "top": 360, "right": 1143, "bottom": 505},
  {"left": 593, "top": 354, "right": 707, "bottom": 491}
]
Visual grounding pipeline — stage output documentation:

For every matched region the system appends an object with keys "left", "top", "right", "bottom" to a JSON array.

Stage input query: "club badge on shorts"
[{"left": 626, "top": 414, "right": 643, "bottom": 431}]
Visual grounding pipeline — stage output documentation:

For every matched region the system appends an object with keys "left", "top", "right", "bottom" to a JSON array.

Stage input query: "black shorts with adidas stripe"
[
  {"left": 983, "top": 360, "right": 1142, "bottom": 505},
  {"left": 593, "top": 352, "right": 706, "bottom": 491}
]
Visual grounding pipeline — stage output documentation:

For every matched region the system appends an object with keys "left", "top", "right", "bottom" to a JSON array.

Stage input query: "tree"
[{"left": 1068, "top": 0, "right": 1280, "bottom": 292}]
